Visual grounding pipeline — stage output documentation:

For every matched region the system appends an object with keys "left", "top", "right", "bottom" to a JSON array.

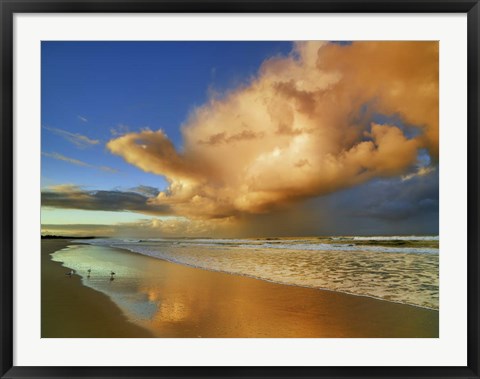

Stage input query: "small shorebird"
[
  {"left": 87, "top": 268, "right": 91, "bottom": 278},
  {"left": 65, "top": 270, "right": 74, "bottom": 277}
]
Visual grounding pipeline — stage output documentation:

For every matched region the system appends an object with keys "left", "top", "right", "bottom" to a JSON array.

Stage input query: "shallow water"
[{"left": 72, "top": 236, "right": 439, "bottom": 309}]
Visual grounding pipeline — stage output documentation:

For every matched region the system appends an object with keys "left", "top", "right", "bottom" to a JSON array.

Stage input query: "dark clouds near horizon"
[
  {"left": 42, "top": 185, "right": 169, "bottom": 215},
  {"left": 304, "top": 170, "right": 439, "bottom": 236}
]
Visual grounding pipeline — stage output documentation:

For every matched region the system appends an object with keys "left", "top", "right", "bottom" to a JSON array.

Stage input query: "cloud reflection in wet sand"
[{"left": 51, "top": 244, "right": 438, "bottom": 338}]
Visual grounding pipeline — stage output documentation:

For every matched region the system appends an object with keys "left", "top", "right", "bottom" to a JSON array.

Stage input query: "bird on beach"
[
  {"left": 87, "top": 268, "right": 91, "bottom": 278},
  {"left": 65, "top": 270, "right": 74, "bottom": 277},
  {"left": 110, "top": 271, "right": 116, "bottom": 280}
]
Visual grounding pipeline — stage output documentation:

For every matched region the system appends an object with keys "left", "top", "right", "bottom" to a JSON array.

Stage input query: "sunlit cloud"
[
  {"left": 42, "top": 152, "right": 117, "bottom": 173},
  {"left": 43, "top": 125, "right": 99, "bottom": 148},
  {"left": 106, "top": 41, "right": 438, "bottom": 221},
  {"left": 401, "top": 166, "right": 435, "bottom": 182}
]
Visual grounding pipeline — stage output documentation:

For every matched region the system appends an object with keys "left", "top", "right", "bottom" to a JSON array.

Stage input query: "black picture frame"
[{"left": 1, "top": 1, "right": 479, "bottom": 378}]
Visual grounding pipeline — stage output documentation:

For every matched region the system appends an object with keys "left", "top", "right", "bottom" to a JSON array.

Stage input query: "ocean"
[{"left": 57, "top": 236, "right": 439, "bottom": 310}]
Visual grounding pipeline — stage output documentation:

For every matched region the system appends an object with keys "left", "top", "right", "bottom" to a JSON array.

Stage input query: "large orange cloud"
[{"left": 107, "top": 41, "right": 438, "bottom": 220}]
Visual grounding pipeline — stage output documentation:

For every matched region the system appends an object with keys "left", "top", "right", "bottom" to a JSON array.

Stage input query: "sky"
[{"left": 41, "top": 41, "right": 439, "bottom": 237}]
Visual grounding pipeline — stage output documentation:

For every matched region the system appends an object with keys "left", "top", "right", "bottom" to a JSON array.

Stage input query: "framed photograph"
[{"left": 1, "top": 0, "right": 479, "bottom": 378}]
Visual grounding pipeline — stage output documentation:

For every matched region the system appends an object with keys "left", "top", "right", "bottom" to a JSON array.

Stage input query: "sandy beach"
[
  {"left": 42, "top": 239, "right": 439, "bottom": 338},
  {"left": 41, "top": 239, "right": 153, "bottom": 337}
]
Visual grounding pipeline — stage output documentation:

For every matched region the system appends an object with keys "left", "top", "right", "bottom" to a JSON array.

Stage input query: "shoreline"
[
  {"left": 112, "top": 243, "right": 438, "bottom": 312},
  {"left": 42, "top": 239, "right": 153, "bottom": 338},
  {"left": 45, "top": 240, "right": 439, "bottom": 338}
]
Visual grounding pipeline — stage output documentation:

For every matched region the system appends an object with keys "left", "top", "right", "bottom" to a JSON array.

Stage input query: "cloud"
[
  {"left": 77, "top": 115, "right": 88, "bottom": 122},
  {"left": 43, "top": 125, "right": 99, "bottom": 148},
  {"left": 107, "top": 129, "right": 194, "bottom": 179},
  {"left": 198, "top": 129, "right": 264, "bottom": 146},
  {"left": 41, "top": 216, "right": 232, "bottom": 238},
  {"left": 41, "top": 169, "right": 438, "bottom": 238},
  {"left": 41, "top": 185, "right": 169, "bottom": 215},
  {"left": 102, "top": 42, "right": 437, "bottom": 222},
  {"left": 42, "top": 152, "right": 117, "bottom": 173},
  {"left": 110, "top": 124, "right": 130, "bottom": 136},
  {"left": 41, "top": 224, "right": 116, "bottom": 237},
  {"left": 122, "top": 217, "right": 229, "bottom": 237},
  {"left": 401, "top": 166, "right": 435, "bottom": 181},
  {"left": 130, "top": 185, "right": 160, "bottom": 197},
  {"left": 291, "top": 168, "right": 439, "bottom": 236},
  {"left": 342, "top": 169, "right": 439, "bottom": 223}
]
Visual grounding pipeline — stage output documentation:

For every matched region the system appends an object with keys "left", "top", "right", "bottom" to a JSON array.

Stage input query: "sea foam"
[{"left": 78, "top": 236, "right": 439, "bottom": 309}]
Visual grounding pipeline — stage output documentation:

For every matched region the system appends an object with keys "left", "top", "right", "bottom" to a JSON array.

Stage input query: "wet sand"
[
  {"left": 42, "top": 239, "right": 439, "bottom": 338},
  {"left": 41, "top": 239, "right": 153, "bottom": 337}
]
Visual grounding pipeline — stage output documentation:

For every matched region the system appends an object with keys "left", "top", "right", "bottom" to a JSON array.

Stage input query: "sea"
[{"left": 59, "top": 235, "right": 439, "bottom": 310}]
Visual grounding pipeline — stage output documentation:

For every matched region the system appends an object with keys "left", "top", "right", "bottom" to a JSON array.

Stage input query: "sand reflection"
[{"left": 51, "top": 244, "right": 438, "bottom": 338}]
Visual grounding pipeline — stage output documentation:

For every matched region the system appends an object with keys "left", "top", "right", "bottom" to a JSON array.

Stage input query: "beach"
[
  {"left": 41, "top": 239, "right": 153, "bottom": 337},
  {"left": 42, "top": 239, "right": 439, "bottom": 338}
]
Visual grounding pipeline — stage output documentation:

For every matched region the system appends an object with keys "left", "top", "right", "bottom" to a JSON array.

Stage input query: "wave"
[
  {"left": 348, "top": 235, "right": 439, "bottom": 241},
  {"left": 77, "top": 237, "right": 438, "bottom": 255},
  {"left": 78, "top": 237, "right": 439, "bottom": 310}
]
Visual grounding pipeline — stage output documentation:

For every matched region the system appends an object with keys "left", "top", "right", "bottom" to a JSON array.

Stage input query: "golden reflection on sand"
[{"left": 52, "top": 244, "right": 438, "bottom": 338}]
